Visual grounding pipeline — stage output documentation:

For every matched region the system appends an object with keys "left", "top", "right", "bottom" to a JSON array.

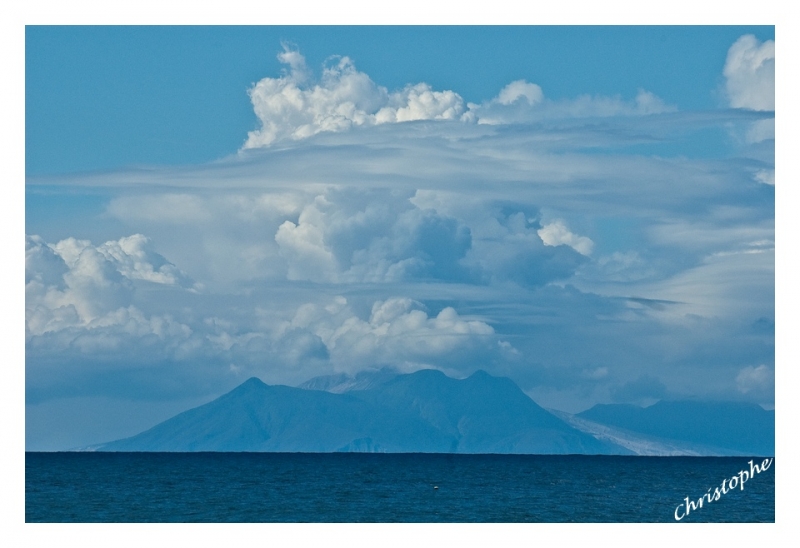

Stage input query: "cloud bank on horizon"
[{"left": 25, "top": 33, "right": 775, "bottom": 448}]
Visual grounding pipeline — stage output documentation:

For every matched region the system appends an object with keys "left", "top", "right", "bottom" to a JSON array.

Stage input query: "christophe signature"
[{"left": 674, "top": 458, "right": 774, "bottom": 521}]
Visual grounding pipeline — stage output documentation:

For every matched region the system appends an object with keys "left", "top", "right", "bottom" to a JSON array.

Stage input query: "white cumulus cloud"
[
  {"left": 273, "top": 189, "right": 472, "bottom": 284},
  {"left": 244, "top": 46, "right": 465, "bottom": 148},
  {"left": 724, "top": 34, "right": 775, "bottom": 111},
  {"left": 466, "top": 85, "right": 675, "bottom": 126},
  {"left": 26, "top": 234, "right": 197, "bottom": 336},
  {"left": 242, "top": 46, "right": 677, "bottom": 148},
  {"left": 275, "top": 202, "right": 339, "bottom": 282},
  {"left": 496, "top": 80, "right": 544, "bottom": 106},
  {"left": 736, "top": 364, "right": 774, "bottom": 395},
  {"left": 754, "top": 168, "right": 775, "bottom": 186},
  {"left": 538, "top": 220, "right": 594, "bottom": 256},
  {"left": 276, "top": 296, "right": 499, "bottom": 374},
  {"left": 97, "top": 234, "right": 196, "bottom": 287}
]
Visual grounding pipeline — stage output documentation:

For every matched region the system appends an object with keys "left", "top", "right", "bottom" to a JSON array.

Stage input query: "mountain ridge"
[
  {"left": 91, "top": 370, "right": 774, "bottom": 456},
  {"left": 95, "top": 369, "right": 623, "bottom": 454}
]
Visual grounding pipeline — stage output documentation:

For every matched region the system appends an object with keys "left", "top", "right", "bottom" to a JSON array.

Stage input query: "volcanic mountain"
[{"left": 96, "top": 369, "right": 626, "bottom": 454}]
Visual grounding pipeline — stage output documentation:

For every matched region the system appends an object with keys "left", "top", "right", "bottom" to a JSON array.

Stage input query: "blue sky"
[
  {"left": 26, "top": 26, "right": 774, "bottom": 175},
  {"left": 25, "top": 26, "right": 776, "bottom": 451}
]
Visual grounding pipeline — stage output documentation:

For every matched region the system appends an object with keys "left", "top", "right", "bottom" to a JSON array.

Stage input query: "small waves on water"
[{"left": 25, "top": 453, "right": 774, "bottom": 522}]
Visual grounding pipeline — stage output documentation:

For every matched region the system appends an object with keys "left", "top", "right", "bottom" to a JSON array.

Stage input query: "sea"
[{"left": 25, "top": 453, "right": 774, "bottom": 523}]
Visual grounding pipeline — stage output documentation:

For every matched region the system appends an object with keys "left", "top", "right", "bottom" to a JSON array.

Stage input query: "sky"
[{"left": 24, "top": 25, "right": 776, "bottom": 451}]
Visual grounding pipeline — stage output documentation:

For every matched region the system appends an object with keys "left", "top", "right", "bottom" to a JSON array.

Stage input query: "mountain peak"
[
  {"left": 241, "top": 376, "right": 267, "bottom": 388},
  {"left": 224, "top": 376, "right": 268, "bottom": 397}
]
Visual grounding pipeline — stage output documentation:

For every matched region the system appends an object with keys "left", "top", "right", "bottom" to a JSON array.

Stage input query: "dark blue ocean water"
[{"left": 25, "top": 453, "right": 774, "bottom": 522}]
